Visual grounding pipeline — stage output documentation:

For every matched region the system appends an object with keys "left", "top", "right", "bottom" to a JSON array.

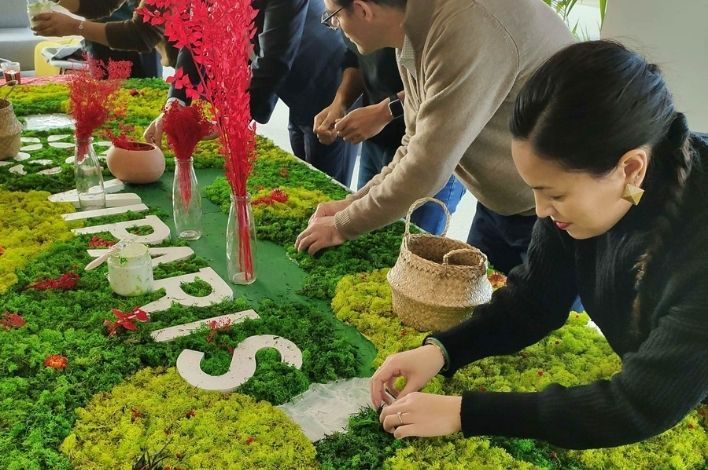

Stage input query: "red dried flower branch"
[
  {"left": 141, "top": 0, "right": 258, "bottom": 281},
  {"left": 28, "top": 272, "right": 80, "bottom": 290}
]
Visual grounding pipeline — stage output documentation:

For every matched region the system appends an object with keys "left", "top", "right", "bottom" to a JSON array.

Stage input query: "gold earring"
[{"left": 622, "top": 183, "right": 644, "bottom": 206}]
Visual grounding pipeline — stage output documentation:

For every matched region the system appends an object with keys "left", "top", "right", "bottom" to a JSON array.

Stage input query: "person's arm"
[
  {"left": 314, "top": 66, "right": 364, "bottom": 145},
  {"left": 437, "top": 221, "right": 708, "bottom": 448},
  {"left": 34, "top": 1, "right": 163, "bottom": 52},
  {"left": 434, "top": 219, "right": 578, "bottom": 372},
  {"left": 249, "top": 0, "right": 308, "bottom": 124},
  {"left": 334, "top": 6, "right": 520, "bottom": 240}
]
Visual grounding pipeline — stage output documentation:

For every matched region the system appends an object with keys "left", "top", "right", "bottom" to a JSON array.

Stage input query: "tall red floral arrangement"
[
  {"left": 141, "top": 0, "right": 258, "bottom": 281},
  {"left": 67, "top": 57, "right": 132, "bottom": 158}
]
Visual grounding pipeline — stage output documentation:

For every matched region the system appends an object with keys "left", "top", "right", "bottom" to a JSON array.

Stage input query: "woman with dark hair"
[{"left": 371, "top": 40, "right": 708, "bottom": 449}]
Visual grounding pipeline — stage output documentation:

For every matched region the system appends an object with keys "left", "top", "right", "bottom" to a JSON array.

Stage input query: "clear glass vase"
[
  {"left": 173, "top": 157, "right": 202, "bottom": 240},
  {"left": 226, "top": 193, "right": 257, "bottom": 285},
  {"left": 74, "top": 137, "right": 106, "bottom": 209}
]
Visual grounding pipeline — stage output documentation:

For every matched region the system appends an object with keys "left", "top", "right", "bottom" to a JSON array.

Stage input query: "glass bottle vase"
[
  {"left": 226, "top": 193, "right": 257, "bottom": 284},
  {"left": 172, "top": 157, "right": 202, "bottom": 240},
  {"left": 74, "top": 137, "right": 106, "bottom": 210}
]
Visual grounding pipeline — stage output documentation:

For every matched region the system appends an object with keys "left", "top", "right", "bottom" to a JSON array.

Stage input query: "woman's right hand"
[{"left": 370, "top": 345, "right": 446, "bottom": 408}]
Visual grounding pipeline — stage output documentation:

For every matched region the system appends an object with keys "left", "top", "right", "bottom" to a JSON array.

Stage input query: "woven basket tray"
[
  {"left": 387, "top": 197, "right": 493, "bottom": 331},
  {"left": 0, "top": 99, "right": 22, "bottom": 160}
]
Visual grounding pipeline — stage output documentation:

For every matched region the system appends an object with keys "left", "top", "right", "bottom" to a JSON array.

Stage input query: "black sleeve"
[
  {"left": 458, "top": 266, "right": 708, "bottom": 448},
  {"left": 249, "top": 0, "right": 308, "bottom": 124},
  {"left": 434, "top": 219, "right": 578, "bottom": 373},
  {"left": 168, "top": 48, "right": 201, "bottom": 105}
]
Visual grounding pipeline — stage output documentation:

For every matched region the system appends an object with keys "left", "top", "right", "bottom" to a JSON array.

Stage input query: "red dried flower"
[
  {"left": 28, "top": 272, "right": 80, "bottom": 290},
  {"left": 88, "top": 235, "right": 116, "bottom": 248},
  {"left": 67, "top": 56, "right": 131, "bottom": 151},
  {"left": 537, "top": 370, "right": 545, "bottom": 377},
  {"left": 245, "top": 436, "right": 255, "bottom": 445},
  {"left": 488, "top": 272, "right": 507, "bottom": 290},
  {"left": 253, "top": 189, "right": 289, "bottom": 206},
  {"left": 130, "top": 407, "right": 143, "bottom": 422},
  {"left": 163, "top": 104, "right": 212, "bottom": 206},
  {"left": 1, "top": 312, "right": 26, "bottom": 330},
  {"left": 0, "top": 245, "right": 5, "bottom": 256},
  {"left": 185, "top": 410, "right": 196, "bottom": 419},
  {"left": 206, "top": 319, "right": 231, "bottom": 343},
  {"left": 44, "top": 354, "right": 68, "bottom": 369},
  {"left": 105, "top": 307, "right": 150, "bottom": 336},
  {"left": 103, "top": 122, "right": 149, "bottom": 151}
]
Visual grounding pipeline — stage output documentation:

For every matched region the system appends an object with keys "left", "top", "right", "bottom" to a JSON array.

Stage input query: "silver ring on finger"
[{"left": 396, "top": 411, "right": 404, "bottom": 426}]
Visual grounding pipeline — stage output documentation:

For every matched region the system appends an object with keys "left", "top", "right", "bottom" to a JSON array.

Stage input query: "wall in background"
[{"left": 602, "top": 0, "right": 708, "bottom": 132}]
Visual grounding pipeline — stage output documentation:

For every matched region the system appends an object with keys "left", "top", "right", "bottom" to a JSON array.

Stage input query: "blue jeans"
[
  {"left": 359, "top": 140, "right": 466, "bottom": 235},
  {"left": 466, "top": 202, "right": 537, "bottom": 274},
  {"left": 288, "top": 120, "right": 358, "bottom": 187}
]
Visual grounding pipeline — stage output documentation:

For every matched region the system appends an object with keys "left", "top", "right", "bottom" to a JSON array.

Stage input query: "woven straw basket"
[
  {"left": 0, "top": 99, "right": 22, "bottom": 160},
  {"left": 387, "top": 197, "right": 493, "bottom": 332}
]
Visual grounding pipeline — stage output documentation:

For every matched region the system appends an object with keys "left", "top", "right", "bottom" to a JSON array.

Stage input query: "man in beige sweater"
[{"left": 295, "top": 0, "right": 573, "bottom": 273}]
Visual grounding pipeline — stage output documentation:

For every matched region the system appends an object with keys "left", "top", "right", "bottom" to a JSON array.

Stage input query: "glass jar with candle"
[{"left": 107, "top": 243, "right": 154, "bottom": 296}]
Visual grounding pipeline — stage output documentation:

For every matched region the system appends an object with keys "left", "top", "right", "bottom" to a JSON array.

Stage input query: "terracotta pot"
[
  {"left": 106, "top": 141, "right": 165, "bottom": 184},
  {"left": 0, "top": 99, "right": 22, "bottom": 161}
]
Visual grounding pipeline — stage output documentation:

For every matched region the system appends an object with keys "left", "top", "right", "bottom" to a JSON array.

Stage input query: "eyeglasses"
[{"left": 321, "top": 6, "right": 344, "bottom": 30}]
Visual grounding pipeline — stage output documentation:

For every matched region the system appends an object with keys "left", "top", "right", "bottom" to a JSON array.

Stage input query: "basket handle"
[
  {"left": 442, "top": 248, "right": 480, "bottom": 265},
  {"left": 404, "top": 197, "right": 451, "bottom": 238}
]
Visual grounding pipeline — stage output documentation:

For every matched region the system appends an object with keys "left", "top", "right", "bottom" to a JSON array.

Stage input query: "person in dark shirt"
[
  {"left": 31, "top": 0, "right": 175, "bottom": 70},
  {"left": 371, "top": 41, "right": 708, "bottom": 449},
  {"left": 313, "top": 36, "right": 465, "bottom": 235},
  {"left": 144, "top": 0, "right": 358, "bottom": 187}
]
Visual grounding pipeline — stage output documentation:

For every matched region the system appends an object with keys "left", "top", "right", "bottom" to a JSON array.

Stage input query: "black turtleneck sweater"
[{"left": 433, "top": 135, "right": 708, "bottom": 449}]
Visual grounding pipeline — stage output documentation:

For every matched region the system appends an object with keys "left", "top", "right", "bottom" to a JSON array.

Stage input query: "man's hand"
[
  {"left": 295, "top": 216, "right": 345, "bottom": 255},
  {"left": 31, "top": 12, "right": 80, "bottom": 37},
  {"left": 308, "top": 199, "right": 352, "bottom": 224},
  {"left": 334, "top": 100, "right": 392, "bottom": 144},
  {"left": 314, "top": 101, "right": 347, "bottom": 145}
]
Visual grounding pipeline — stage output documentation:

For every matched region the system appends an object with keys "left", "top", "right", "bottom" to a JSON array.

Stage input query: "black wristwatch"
[{"left": 387, "top": 94, "right": 404, "bottom": 119}]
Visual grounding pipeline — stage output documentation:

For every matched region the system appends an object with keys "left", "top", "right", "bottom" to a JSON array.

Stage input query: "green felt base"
[{"left": 128, "top": 167, "right": 377, "bottom": 377}]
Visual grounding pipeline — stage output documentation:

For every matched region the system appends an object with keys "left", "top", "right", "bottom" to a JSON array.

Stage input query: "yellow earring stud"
[{"left": 622, "top": 183, "right": 644, "bottom": 206}]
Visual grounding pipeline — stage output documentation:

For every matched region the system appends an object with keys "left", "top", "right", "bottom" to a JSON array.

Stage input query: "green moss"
[
  {"left": 0, "top": 190, "right": 77, "bottom": 293},
  {"left": 330, "top": 269, "right": 708, "bottom": 469},
  {"left": 60, "top": 367, "right": 318, "bottom": 469},
  {"left": 316, "top": 408, "right": 407, "bottom": 470},
  {"left": 0, "top": 231, "right": 358, "bottom": 467}
]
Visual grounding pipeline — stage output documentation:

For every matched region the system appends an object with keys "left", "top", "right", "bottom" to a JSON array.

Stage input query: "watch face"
[{"left": 389, "top": 99, "right": 404, "bottom": 119}]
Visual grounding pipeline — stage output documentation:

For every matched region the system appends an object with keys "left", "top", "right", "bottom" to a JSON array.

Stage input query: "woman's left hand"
[{"left": 379, "top": 392, "right": 462, "bottom": 438}]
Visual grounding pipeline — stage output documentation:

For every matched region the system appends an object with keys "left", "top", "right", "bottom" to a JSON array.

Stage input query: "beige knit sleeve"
[{"left": 335, "top": 5, "right": 520, "bottom": 240}]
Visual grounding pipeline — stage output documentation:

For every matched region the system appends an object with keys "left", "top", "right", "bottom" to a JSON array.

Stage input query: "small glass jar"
[{"left": 107, "top": 243, "right": 154, "bottom": 296}]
